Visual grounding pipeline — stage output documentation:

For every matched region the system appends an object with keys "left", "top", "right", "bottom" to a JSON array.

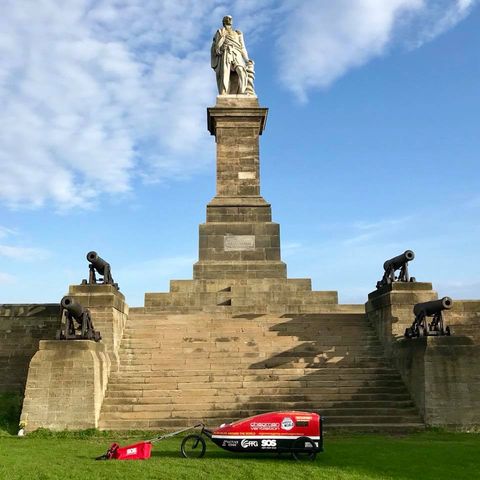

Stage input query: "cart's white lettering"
[
  {"left": 126, "top": 448, "right": 137, "bottom": 455},
  {"left": 222, "top": 440, "right": 239, "bottom": 447},
  {"left": 241, "top": 439, "right": 258, "bottom": 448},
  {"left": 250, "top": 422, "right": 280, "bottom": 430},
  {"left": 281, "top": 417, "right": 294, "bottom": 431},
  {"left": 261, "top": 439, "right": 277, "bottom": 449}
]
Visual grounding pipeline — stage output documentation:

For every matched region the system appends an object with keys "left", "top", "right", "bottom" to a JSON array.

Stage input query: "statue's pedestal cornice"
[{"left": 207, "top": 95, "right": 268, "bottom": 136}]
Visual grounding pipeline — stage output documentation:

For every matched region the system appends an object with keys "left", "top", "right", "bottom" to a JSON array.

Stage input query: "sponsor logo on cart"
[
  {"left": 281, "top": 417, "right": 294, "bottom": 431},
  {"left": 126, "top": 448, "right": 137, "bottom": 455},
  {"left": 222, "top": 440, "right": 239, "bottom": 448},
  {"left": 250, "top": 422, "right": 280, "bottom": 431},
  {"left": 241, "top": 439, "right": 258, "bottom": 448},
  {"left": 261, "top": 439, "right": 277, "bottom": 449}
]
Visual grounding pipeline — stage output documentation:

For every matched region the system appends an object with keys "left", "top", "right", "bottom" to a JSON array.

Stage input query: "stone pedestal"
[
  {"left": 67, "top": 284, "right": 128, "bottom": 370},
  {"left": 20, "top": 340, "right": 110, "bottom": 431},
  {"left": 194, "top": 95, "right": 286, "bottom": 280},
  {"left": 366, "top": 282, "right": 436, "bottom": 356},
  {"left": 366, "top": 282, "right": 480, "bottom": 427},
  {"left": 145, "top": 95, "right": 338, "bottom": 313},
  {"left": 394, "top": 336, "right": 480, "bottom": 427}
]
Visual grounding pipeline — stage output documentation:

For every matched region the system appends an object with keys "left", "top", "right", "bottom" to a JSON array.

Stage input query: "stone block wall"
[
  {"left": 366, "top": 283, "right": 480, "bottom": 428},
  {"left": 0, "top": 304, "right": 59, "bottom": 393}
]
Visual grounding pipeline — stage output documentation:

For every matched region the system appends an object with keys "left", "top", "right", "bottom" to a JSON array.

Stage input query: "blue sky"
[{"left": 0, "top": 0, "right": 479, "bottom": 306}]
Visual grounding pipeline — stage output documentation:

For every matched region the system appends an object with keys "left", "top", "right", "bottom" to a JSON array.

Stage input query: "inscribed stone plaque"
[
  {"left": 238, "top": 172, "right": 256, "bottom": 179},
  {"left": 224, "top": 235, "right": 255, "bottom": 251}
]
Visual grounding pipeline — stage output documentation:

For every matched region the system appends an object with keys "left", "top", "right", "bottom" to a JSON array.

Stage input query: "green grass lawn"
[
  {"left": 1, "top": 395, "right": 479, "bottom": 480},
  {"left": 0, "top": 431, "right": 479, "bottom": 480}
]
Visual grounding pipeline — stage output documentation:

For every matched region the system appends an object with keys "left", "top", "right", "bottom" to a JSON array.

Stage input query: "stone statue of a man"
[{"left": 211, "top": 15, "right": 255, "bottom": 96}]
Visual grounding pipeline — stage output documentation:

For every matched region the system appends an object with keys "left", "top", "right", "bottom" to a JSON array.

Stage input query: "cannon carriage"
[
  {"left": 86, "top": 251, "right": 119, "bottom": 290},
  {"left": 56, "top": 296, "right": 101, "bottom": 342},
  {"left": 376, "top": 250, "right": 416, "bottom": 289},
  {"left": 405, "top": 297, "right": 453, "bottom": 338}
]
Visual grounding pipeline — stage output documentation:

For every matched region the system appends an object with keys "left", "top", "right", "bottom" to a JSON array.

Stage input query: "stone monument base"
[
  {"left": 145, "top": 278, "right": 339, "bottom": 314},
  {"left": 20, "top": 340, "right": 110, "bottom": 432},
  {"left": 394, "top": 336, "right": 480, "bottom": 427}
]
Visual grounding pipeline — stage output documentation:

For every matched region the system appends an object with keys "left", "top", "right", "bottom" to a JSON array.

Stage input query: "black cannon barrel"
[
  {"left": 413, "top": 297, "right": 453, "bottom": 317},
  {"left": 87, "top": 251, "right": 109, "bottom": 275},
  {"left": 60, "top": 296, "right": 85, "bottom": 320},
  {"left": 383, "top": 250, "right": 415, "bottom": 271}
]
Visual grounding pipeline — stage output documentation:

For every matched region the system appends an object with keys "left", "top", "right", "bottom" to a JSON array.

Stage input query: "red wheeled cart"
[
  {"left": 97, "top": 411, "right": 323, "bottom": 461},
  {"left": 202, "top": 411, "right": 323, "bottom": 461}
]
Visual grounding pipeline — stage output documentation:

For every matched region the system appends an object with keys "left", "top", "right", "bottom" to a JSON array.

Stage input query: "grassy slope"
[{"left": 0, "top": 432, "right": 478, "bottom": 480}]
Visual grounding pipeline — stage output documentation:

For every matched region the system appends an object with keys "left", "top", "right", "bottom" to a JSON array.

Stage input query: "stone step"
[
  {"left": 123, "top": 318, "right": 370, "bottom": 325},
  {"left": 117, "top": 349, "right": 386, "bottom": 360},
  {"left": 102, "top": 391, "right": 413, "bottom": 404},
  {"left": 101, "top": 398, "right": 415, "bottom": 410},
  {"left": 102, "top": 400, "right": 417, "bottom": 418},
  {"left": 116, "top": 352, "right": 389, "bottom": 362},
  {"left": 143, "top": 291, "right": 343, "bottom": 307},
  {"left": 105, "top": 377, "right": 406, "bottom": 391},
  {"left": 120, "top": 334, "right": 381, "bottom": 342},
  {"left": 121, "top": 337, "right": 376, "bottom": 346},
  {"left": 168, "top": 278, "right": 314, "bottom": 294},
  {"left": 138, "top": 306, "right": 366, "bottom": 315},
  {"left": 119, "top": 322, "right": 376, "bottom": 334},
  {"left": 127, "top": 311, "right": 365, "bottom": 317},
  {"left": 125, "top": 315, "right": 368, "bottom": 321},
  {"left": 116, "top": 362, "right": 391, "bottom": 372},
  {"left": 99, "top": 408, "right": 420, "bottom": 424},
  {"left": 107, "top": 372, "right": 403, "bottom": 383},
  {"left": 105, "top": 385, "right": 410, "bottom": 403},
  {"left": 109, "top": 366, "right": 399, "bottom": 376}
]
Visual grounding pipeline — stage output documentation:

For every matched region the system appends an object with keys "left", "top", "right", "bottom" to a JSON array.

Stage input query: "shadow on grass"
[
  {"left": 150, "top": 448, "right": 297, "bottom": 462},
  {"left": 0, "top": 393, "right": 22, "bottom": 435}
]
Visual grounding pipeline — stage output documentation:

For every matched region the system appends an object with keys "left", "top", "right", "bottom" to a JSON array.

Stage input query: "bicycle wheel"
[
  {"left": 181, "top": 434, "right": 206, "bottom": 458},
  {"left": 291, "top": 436, "right": 317, "bottom": 461}
]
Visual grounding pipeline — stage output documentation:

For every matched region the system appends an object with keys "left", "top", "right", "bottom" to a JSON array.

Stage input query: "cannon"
[
  {"left": 86, "top": 251, "right": 118, "bottom": 290},
  {"left": 376, "top": 250, "right": 416, "bottom": 289},
  {"left": 56, "top": 296, "right": 101, "bottom": 341},
  {"left": 405, "top": 296, "right": 453, "bottom": 338}
]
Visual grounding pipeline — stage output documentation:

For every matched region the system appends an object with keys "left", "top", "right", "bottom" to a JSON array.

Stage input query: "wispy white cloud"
[
  {"left": 411, "top": 0, "right": 478, "bottom": 46},
  {"left": 0, "top": 225, "right": 50, "bottom": 261},
  {"left": 0, "top": 227, "right": 17, "bottom": 240},
  {"left": 283, "top": 201, "right": 480, "bottom": 304},
  {"left": 343, "top": 216, "right": 413, "bottom": 245},
  {"left": 0, "top": 244, "right": 51, "bottom": 261},
  {"left": 0, "top": 0, "right": 220, "bottom": 210},
  {"left": 275, "top": 0, "right": 478, "bottom": 100},
  {"left": 1, "top": 0, "right": 477, "bottom": 209}
]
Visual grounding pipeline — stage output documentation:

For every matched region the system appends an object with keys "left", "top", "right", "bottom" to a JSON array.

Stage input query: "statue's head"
[{"left": 222, "top": 15, "right": 233, "bottom": 27}]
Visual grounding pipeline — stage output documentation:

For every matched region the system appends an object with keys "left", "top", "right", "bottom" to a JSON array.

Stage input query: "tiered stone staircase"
[{"left": 99, "top": 308, "right": 424, "bottom": 432}]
